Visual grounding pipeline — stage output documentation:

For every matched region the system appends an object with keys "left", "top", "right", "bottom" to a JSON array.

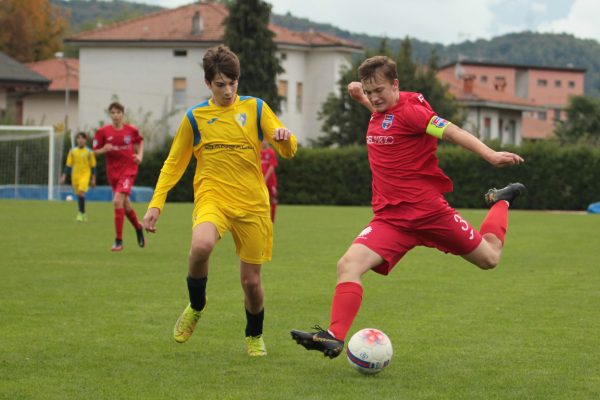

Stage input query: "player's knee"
[
  {"left": 336, "top": 256, "right": 360, "bottom": 279},
  {"left": 189, "top": 239, "right": 214, "bottom": 260},
  {"left": 241, "top": 275, "right": 261, "bottom": 293}
]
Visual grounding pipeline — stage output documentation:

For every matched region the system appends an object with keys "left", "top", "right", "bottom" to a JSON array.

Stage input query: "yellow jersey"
[
  {"left": 149, "top": 96, "right": 297, "bottom": 215},
  {"left": 66, "top": 146, "right": 96, "bottom": 181}
]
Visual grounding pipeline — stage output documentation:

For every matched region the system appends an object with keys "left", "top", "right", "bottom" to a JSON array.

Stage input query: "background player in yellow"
[
  {"left": 142, "top": 45, "right": 297, "bottom": 356},
  {"left": 60, "top": 132, "right": 97, "bottom": 222}
]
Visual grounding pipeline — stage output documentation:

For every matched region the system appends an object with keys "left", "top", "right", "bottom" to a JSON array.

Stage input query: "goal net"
[{"left": 0, "top": 126, "right": 63, "bottom": 200}]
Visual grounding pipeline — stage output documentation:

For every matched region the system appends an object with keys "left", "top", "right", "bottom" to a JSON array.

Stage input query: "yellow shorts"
[
  {"left": 72, "top": 175, "right": 90, "bottom": 194},
  {"left": 192, "top": 202, "right": 273, "bottom": 265}
]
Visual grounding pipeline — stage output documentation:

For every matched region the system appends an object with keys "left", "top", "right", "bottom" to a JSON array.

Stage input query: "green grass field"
[{"left": 1, "top": 200, "right": 599, "bottom": 399}]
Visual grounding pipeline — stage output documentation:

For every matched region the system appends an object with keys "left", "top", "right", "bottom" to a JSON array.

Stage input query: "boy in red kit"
[
  {"left": 291, "top": 55, "right": 525, "bottom": 358},
  {"left": 93, "top": 102, "right": 145, "bottom": 251},
  {"left": 260, "top": 140, "right": 278, "bottom": 222}
]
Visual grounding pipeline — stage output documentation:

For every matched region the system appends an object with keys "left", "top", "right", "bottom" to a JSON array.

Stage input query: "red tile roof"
[
  {"left": 27, "top": 58, "right": 79, "bottom": 91},
  {"left": 67, "top": 2, "right": 362, "bottom": 50}
]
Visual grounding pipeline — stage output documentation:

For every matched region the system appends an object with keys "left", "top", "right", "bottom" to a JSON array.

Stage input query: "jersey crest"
[
  {"left": 235, "top": 113, "right": 247, "bottom": 127},
  {"left": 124, "top": 135, "right": 132, "bottom": 144},
  {"left": 382, "top": 114, "right": 394, "bottom": 130}
]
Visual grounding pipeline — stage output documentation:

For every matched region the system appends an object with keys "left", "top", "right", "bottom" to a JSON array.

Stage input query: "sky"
[{"left": 138, "top": 0, "right": 600, "bottom": 45}]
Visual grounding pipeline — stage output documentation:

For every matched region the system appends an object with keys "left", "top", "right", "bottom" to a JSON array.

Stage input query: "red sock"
[
  {"left": 480, "top": 201, "right": 509, "bottom": 244},
  {"left": 126, "top": 208, "right": 141, "bottom": 229},
  {"left": 329, "top": 282, "right": 363, "bottom": 341},
  {"left": 114, "top": 208, "right": 125, "bottom": 240}
]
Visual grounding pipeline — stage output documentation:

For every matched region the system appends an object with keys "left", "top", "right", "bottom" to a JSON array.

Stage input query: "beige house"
[
  {"left": 0, "top": 52, "right": 50, "bottom": 123},
  {"left": 66, "top": 1, "right": 362, "bottom": 145},
  {"left": 26, "top": 58, "right": 79, "bottom": 132}
]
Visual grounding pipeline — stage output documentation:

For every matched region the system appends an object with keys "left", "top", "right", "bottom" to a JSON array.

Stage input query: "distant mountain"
[{"left": 52, "top": 0, "right": 600, "bottom": 97}]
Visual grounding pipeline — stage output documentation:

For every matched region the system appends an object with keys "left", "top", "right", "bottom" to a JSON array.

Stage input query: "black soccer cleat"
[
  {"left": 485, "top": 182, "right": 526, "bottom": 206},
  {"left": 290, "top": 325, "right": 345, "bottom": 359},
  {"left": 136, "top": 227, "right": 146, "bottom": 248}
]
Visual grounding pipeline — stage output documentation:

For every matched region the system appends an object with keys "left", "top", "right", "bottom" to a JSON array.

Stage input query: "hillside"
[{"left": 52, "top": 0, "right": 600, "bottom": 97}]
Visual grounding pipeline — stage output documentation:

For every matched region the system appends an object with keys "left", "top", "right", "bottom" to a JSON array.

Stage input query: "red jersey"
[
  {"left": 260, "top": 146, "right": 278, "bottom": 187},
  {"left": 93, "top": 124, "right": 143, "bottom": 184},
  {"left": 366, "top": 92, "right": 452, "bottom": 212}
]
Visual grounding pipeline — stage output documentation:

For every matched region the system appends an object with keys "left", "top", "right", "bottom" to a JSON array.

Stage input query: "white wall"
[
  {"left": 22, "top": 91, "right": 79, "bottom": 129},
  {"left": 304, "top": 49, "right": 353, "bottom": 143},
  {"left": 78, "top": 45, "right": 356, "bottom": 145},
  {"left": 79, "top": 46, "right": 209, "bottom": 137}
]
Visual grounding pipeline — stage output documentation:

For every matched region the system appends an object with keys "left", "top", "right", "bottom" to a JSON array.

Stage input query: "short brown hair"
[
  {"left": 108, "top": 102, "right": 124, "bottom": 113},
  {"left": 202, "top": 45, "right": 240, "bottom": 83},
  {"left": 75, "top": 132, "right": 88, "bottom": 140},
  {"left": 358, "top": 56, "right": 398, "bottom": 84}
]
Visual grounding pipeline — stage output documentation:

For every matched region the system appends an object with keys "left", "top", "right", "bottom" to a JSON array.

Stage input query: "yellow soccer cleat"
[
  {"left": 173, "top": 303, "right": 205, "bottom": 343},
  {"left": 76, "top": 212, "right": 84, "bottom": 222},
  {"left": 245, "top": 334, "right": 267, "bottom": 357}
]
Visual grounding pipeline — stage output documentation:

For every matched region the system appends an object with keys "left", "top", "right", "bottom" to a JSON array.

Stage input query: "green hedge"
[{"left": 132, "top": 141, "right": 600, "bottom": 211}]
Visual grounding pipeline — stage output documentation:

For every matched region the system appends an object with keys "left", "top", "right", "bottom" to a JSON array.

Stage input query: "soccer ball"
[
  {"left": 65, "top": 195, "right": 74, "bottom": 201},
  {"left": 346, "top": 328, "right": 393, "bottom": 375}
]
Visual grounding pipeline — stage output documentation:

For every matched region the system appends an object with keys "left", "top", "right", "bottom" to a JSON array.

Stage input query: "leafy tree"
[
  {"left": 0, "top": 0, "right": 69, "bottom": 62},
  {"left": 223, "top": 0, "right": 283, "bottom": 113},
  {"left": 554, "top": 95, "right": 600, "bottom": 145}
]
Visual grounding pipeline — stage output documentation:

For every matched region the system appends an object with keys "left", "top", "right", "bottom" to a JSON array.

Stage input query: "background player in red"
[
  {"left": 291, "top": 55, "right": 525, "bottom": 358},
  {"left": 260, "top": 140, "right": 279, "bottom": 222},
  {"left": 93, "top": 102, "right": 145, "bottom": 251}
]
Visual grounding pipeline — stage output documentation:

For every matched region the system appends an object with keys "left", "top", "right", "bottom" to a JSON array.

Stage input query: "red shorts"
[
  {"left": 353, "top": 195, "right": 482, "bottom": 275},
  {"left": 110, "top": 175, "right": 136, "bottom": 195}
]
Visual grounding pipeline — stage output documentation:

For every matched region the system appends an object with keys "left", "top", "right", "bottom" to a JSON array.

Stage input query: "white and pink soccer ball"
[{"left": 346, "top": 328, "right": 393, "bottom": 375}]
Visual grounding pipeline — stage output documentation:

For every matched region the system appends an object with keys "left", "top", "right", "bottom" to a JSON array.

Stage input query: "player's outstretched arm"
[
  {"left": 347, "top": 82, "right": 374, "bottom": 113},
  {"left": 442, "top": 124, "right": 524, "bottom": 168},
  {"left": 142, "top": 207, "right": 160, "bottom": 233}
]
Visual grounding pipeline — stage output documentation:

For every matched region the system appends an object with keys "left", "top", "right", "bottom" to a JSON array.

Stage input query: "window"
[
  {"left": 494, "top": 76, "right": 506, "bottom": 91},
  {"left": 296, "top": 82, "right": 303, "bottom": 113},
  {"left": 537, "top": 111, "right": 547, "bottom": 121},
  {"left": 537, "top": 79, "right": 548, "bottom": 87},
  {"left": 173, "top": 49, "right": 187, "bottom": 57},
  {"left": 568, "top": 81, "right": 576, "bottom": 88},
  {"left": 173, "top": 77, "right": 187, "bottom": 108},
  {"left": 280, "top": 52, "right": 287, "bottom": 61},
  {"left": 480, "top": 75, "right": 488, "bottom": 83},
  {"left": 553, "top": 108, "right": 561, "bottom": 120},
  {"left": 554, "top": 80, "right": 562, "bottom": 88},
  {"left": 278, "top": 80, "right": 288, "bottom": 112}
]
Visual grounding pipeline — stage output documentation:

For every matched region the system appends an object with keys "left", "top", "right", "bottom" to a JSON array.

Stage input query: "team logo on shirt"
[
  {"left": 124, "top": 135, "right": 131, "bottom": 144},
  {"left": 430, "top": 117, "right": 449, "bottom": 128},
  {"left": 235, "top": 113, "right": 247, "bottom": 127},
  {"left": 382, "top": 114, "right": 394, "bottom": 130},
  {"left": 207, "top": 117, "right": 218, "bottom": 124}
]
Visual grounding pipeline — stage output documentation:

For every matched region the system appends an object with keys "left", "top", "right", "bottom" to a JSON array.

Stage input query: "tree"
[
  {"left": 223, "top": 0, "right": 283, "bottom": 113},
  {"left": 554, "top": 95, "right": 600, "bottom": 145},
  {"left": 0, "top": 0, "right": 69, "bottom": 62}
]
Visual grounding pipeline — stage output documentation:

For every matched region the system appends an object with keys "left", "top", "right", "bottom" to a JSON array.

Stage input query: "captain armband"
[{"left": 425, "top": 116, "right": 452, "bottom": 139}]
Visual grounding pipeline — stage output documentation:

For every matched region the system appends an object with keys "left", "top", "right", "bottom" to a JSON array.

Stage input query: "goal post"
[{"left": 0, "top": 125, "right": 63, "bottom": 200}]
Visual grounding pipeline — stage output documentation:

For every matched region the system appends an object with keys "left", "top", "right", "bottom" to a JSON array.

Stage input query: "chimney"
[
  {"left": 462, "top": 74, "right": 475, "bottom": 93},
  {"left": 192, "top": 11, "right": 203, "bottom": 36}
]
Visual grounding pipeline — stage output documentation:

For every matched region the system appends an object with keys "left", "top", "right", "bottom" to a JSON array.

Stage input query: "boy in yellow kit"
[
  {"left": 60, "top": 132, "right": 97, "bottom": 221},
  {"left": 142, "top": 45, "right": 297, "bottom": 356}
]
